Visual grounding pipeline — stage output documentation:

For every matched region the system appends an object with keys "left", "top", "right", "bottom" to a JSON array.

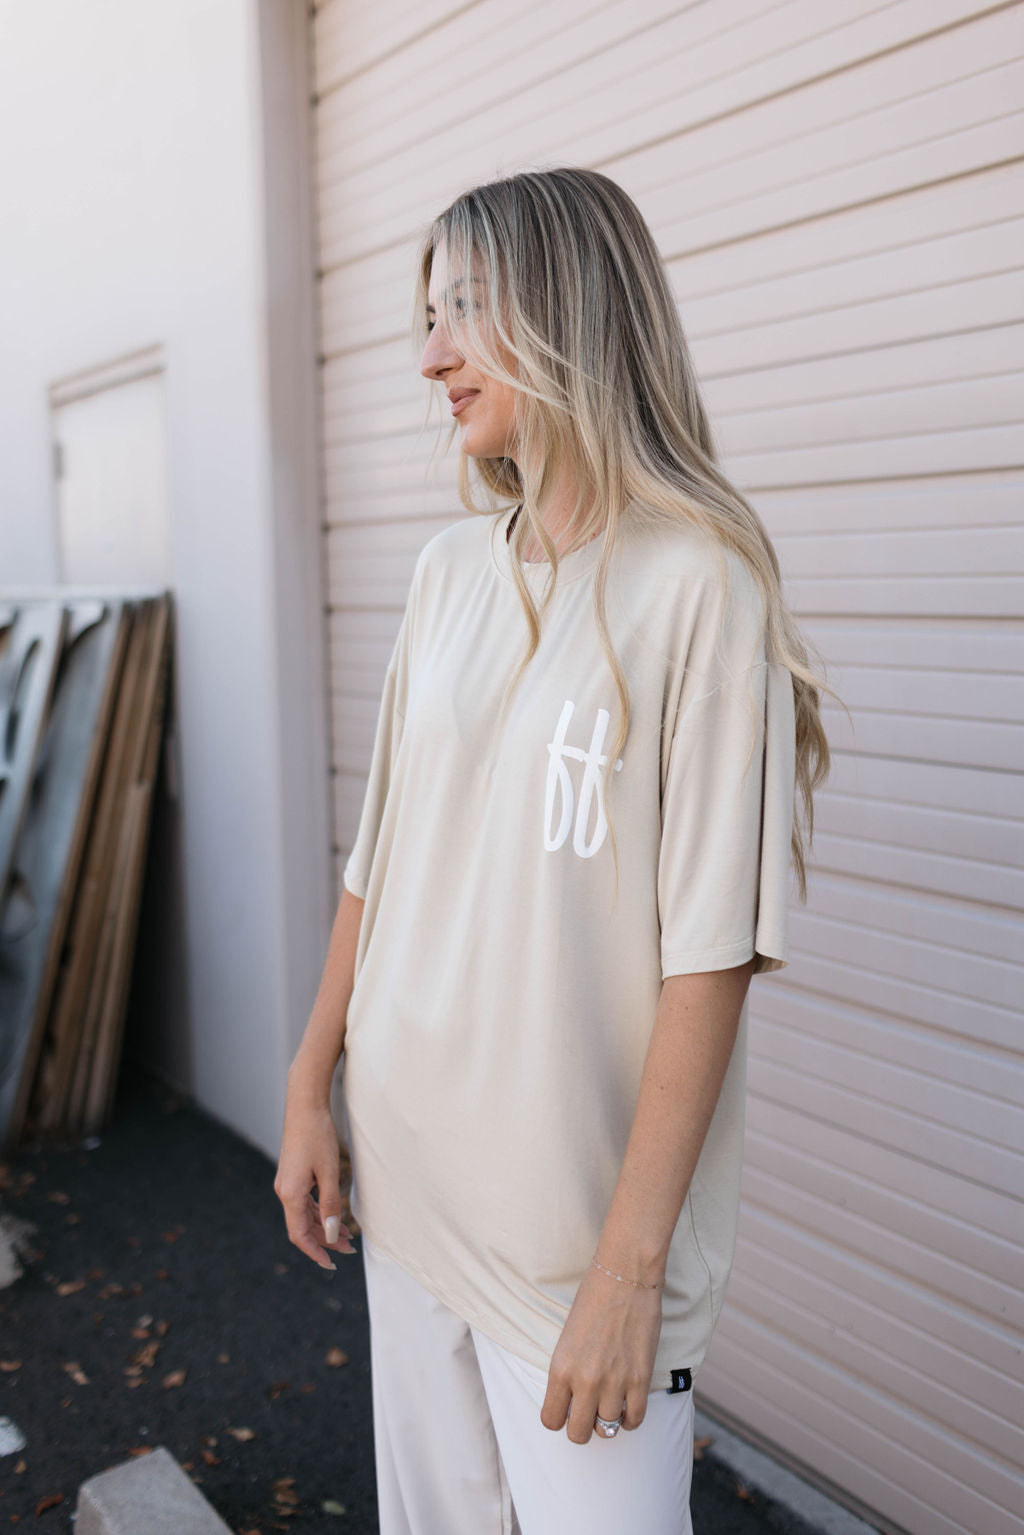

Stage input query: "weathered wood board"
[{"left": 0, "top": 591, "right": 172, "bottom": 1150}]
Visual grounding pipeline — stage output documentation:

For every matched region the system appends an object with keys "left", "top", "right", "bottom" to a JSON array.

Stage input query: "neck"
[{"left": 508, "top": 473, "right": 604, "bottom": 562}]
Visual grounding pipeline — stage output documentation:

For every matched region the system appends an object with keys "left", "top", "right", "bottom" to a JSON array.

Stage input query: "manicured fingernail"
[{"left": 324, "top": 1215, "right": 339, "bottom": 1244}]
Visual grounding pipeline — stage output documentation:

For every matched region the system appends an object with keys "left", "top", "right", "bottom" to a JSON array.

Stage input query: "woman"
[{"left": 275, "top": 167, "right": 832, "bottom": 1534}]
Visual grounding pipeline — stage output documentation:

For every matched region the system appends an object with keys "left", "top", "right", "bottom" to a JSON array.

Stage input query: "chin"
[{"left": 460, "top": 431, "right": 504, "bottom": 459}]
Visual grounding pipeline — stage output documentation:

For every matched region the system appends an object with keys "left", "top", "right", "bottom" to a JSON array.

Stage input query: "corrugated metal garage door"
[{"left": 311, "top": 4, "right": 1024, "bottom": 1531}]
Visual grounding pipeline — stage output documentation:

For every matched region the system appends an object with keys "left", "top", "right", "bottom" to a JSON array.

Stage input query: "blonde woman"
[{"left": 275, "top": 167, "right": 832, "bottom": 1534}]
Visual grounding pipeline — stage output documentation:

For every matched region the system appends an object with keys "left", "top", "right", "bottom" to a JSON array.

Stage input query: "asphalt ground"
[{"left": 1, "top": 1058, "right": 826, "bottom": 1534}]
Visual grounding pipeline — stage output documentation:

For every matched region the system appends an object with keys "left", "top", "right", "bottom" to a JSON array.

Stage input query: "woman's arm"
[
  {"left": 286, "top": 884, "right": 365, "bottom": 1107},
  {"left": 541, "top": 957, "right": 756, "bottom": 1442},
  {"left": 274, "top": 885, "right": 365, "bottom": 1269},
  {"left": 597, "top": 958, "right": 755, "bottom": 1280}
]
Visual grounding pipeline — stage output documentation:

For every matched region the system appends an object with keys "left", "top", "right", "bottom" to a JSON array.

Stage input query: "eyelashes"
[{"left": 425, "top": 296, "right": 479, "bottom": 333}]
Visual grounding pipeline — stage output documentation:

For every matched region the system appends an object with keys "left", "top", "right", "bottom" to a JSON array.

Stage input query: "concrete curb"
[
  {"left": 75, "top": 1445, "right": 233, "bottom": 1534},
  {"left": 694, "top": 1409, "right": 882, "bottom": 1535}
]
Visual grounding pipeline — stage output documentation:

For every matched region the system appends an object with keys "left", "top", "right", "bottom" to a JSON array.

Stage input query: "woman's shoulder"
[
  {"left": 615, "top": 509, "right": 770, "bottom": 689},
  {"left": 406, "top": 512, "right": 495, "bottom": 592},
  {"left": 619, "top": 506, "right": 761, "bottom": 615},
  {"left": 418, "top": 511, "right": 493, "bottom": 565}
]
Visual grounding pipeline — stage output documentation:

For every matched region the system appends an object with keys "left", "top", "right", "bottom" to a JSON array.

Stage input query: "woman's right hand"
[{"left": 274, "top": 1092, "right": 356, "bottom": 1270}]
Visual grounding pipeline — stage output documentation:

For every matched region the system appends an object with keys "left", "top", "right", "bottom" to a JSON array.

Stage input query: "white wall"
[{"left": 0, "top": 0, "right": 331, "bottom": 1159}]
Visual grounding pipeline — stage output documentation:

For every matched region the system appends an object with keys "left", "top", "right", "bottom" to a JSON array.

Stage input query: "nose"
[{"left": 420, "top": 320, "right": 462, "bottom": 383}]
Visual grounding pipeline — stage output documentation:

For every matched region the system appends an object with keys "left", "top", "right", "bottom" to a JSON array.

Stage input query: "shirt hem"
[
  {"left": 662, "top": 935, "right": 789, "bottom": 977},
  {"left": 661, "top": 935, "right": 757, "bottom": 976},
  {"left": 354, "top": 1219, "right": 703, "bottom": 1397},
  {"left": 356, "top": 1221, "right": 557, "bottom": 1375}
]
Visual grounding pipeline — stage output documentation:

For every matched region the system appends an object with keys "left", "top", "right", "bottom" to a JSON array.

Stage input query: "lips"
[{"left": 449, "top": 390, "right": 479, "bottom": 416}]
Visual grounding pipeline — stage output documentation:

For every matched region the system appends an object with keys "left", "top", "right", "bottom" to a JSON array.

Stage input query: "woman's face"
[{"left": 420, "top": 240, "right": 518, "bottom": 460}]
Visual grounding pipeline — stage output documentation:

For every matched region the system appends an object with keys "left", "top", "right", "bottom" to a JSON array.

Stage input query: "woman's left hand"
[{"left": 540, "top": 1263, "right": 663, "bottom": 1443}]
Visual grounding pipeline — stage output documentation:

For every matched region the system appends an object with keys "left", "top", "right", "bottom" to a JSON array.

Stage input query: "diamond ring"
[{"left": 594, "top": 1413, "right": 623, "bottom": 1438}]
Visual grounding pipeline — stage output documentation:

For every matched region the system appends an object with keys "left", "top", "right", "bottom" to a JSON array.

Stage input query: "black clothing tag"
[{"left": 666, "top": 1367, "right": 692, "bottom": 1394}]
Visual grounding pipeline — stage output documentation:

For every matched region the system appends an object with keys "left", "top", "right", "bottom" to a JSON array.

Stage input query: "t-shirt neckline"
[{"left": 489, "top": 504, "right": 606, "bottom": 587}]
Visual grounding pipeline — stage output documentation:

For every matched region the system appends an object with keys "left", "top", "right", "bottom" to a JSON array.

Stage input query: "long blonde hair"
[{"left": 414, "top": 166, "right": 838, "bottom": 903}]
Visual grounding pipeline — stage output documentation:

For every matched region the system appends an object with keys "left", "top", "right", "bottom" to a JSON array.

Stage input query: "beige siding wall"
[{"left": 311, "top": 4, "right": 1024, "bottom": 1531}]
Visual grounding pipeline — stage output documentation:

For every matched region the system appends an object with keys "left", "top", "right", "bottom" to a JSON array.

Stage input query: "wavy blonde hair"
[{"left": 414, "top": 166, "right": 839, "bottom": 904}]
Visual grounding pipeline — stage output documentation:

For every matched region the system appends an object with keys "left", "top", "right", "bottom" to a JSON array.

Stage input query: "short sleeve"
[
  {"left": 657, "top": 604, "right": 796, "bottom": 979},
  {"left": 341, "top": 585, "right": 417, "bottom": 901}
]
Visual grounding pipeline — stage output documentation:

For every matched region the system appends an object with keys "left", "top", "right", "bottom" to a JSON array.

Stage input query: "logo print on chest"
[{"left": 544, "top": 699, "right": 623, "bottom": 859}]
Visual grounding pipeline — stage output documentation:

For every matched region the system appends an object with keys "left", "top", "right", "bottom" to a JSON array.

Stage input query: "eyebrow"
[{"left": 425, "top": 275, "right": 483, "bottom": 314}]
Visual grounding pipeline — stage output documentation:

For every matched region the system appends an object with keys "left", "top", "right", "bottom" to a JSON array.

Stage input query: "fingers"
[
  {"left": 597, "top": 1390, "right": 629, "bottom": 1436},
  {"left": 566, "top": 1386, "right": 601, "bottom": 1444},
  {"left": 314, "top": 1197, "right": 356, "bottom": 1254},
  {"left": 621, "top": 1381, "right": 647, "bottom": 1431},
  {"left": 539, "top": 1365, "right": 571, "bottom": 1433},
  {"left": 285, "top": 1199, "right": 338, "bottom": 1270},
  {"left": 274, "top": 1172, "right": 356, "bottom": 1269},
  {"left": 542, "top": 1369, "right": 638, "bottom": 1444},
  {"left": 560, "top": 1377, "right": 624, "bottom": 1445}
]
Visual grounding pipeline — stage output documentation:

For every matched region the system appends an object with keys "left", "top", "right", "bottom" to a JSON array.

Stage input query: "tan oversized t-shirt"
[{"left": 339, "top": 503, "right": 796, "bottom": 1392}]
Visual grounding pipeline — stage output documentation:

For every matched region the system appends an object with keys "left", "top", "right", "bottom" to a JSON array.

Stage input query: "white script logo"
[{"left": 544, "top": 699, "right": 624, "bottom": 859}]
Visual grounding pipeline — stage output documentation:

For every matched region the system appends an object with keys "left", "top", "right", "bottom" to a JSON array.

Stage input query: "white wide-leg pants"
[{"left": 361, "top": 1231, "right": 695, "bottom": 1535}]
